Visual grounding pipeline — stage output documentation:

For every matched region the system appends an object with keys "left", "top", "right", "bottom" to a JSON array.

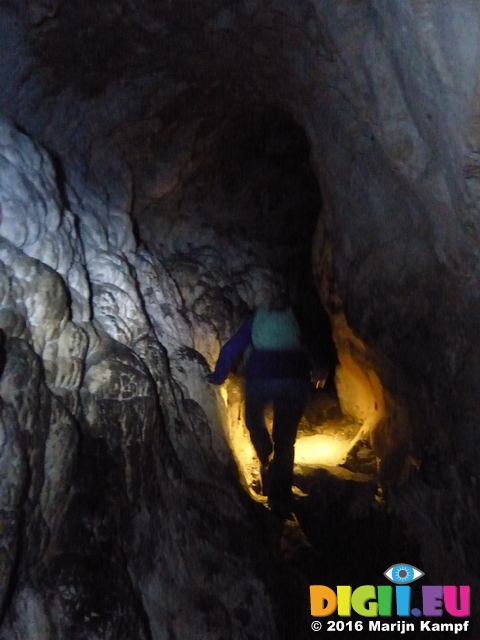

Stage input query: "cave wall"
[
  {"left": 0, "top": 0, "right": 479, "bottom": 636},
  {"left": 0, "top": 114, "right": 287, "bottom": 639}
]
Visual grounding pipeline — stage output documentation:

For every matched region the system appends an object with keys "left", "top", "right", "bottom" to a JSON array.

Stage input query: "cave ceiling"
[{"left": 0, "top": 1, "right": 480, "bottom": 638}]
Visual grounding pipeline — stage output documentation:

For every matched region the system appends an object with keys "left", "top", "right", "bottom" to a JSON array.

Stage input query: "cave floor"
[
  {"left": 253, "top": 481, "right": 461, "bottom": 640},
  {"left": 269, "top": 492, "right": 462, "bottom": 640},
  {"left": 244, "top": 386, "right": 373, "bottom": 496},
  {"left": 244, "top": 390, "right": 460, "bottom": 640}
]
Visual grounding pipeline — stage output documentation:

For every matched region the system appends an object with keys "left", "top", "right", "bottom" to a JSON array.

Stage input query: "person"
[{"left": 207, "top": 292, "right": 311, "bottom": 519}]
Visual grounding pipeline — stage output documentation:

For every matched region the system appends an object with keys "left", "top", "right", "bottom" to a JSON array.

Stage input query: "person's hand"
[{"left": 311, "top": 365, "right": 328, "bottom": 389}]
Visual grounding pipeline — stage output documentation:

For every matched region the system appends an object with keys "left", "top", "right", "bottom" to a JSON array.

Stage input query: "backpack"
[{"left": 251, "top": 307, "right": 301, "bottom": 351}]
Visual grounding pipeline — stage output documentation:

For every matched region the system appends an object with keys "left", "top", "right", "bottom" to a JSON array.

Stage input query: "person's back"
[
  {"left": 252, "top": 306, "right": 301, "bottom": 350},
  {"left": 244, "top": 306, "right": 310, "bottom": 383}
]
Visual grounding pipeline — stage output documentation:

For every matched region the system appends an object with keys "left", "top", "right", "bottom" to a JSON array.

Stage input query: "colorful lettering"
[
  {"left": 395, "top": 586, "right": 411, "bottom": 616},
  {"left": 310, "top": 586, "right": 337, "bottom": 617},
  {"left": 351, "top": 586, "right": 378, "bottom": 616},
  {"left": 443, "top": 586, "right": 470, "bottom": 617},
  {"left": 337, "top": 586, "right": 352, "bottom": 616},
  {"left": 377, "top": 585, "right": 393, "bottom": 616},
  {"left": 422, "top": 586, "right": 443, "bottom": 617},
  {"left": 310, "top": 581, "right": 471, "bottom": 619}
]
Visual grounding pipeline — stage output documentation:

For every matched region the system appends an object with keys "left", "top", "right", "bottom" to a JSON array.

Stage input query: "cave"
[{"left": 0, "top": 1, "right": 479, "bottom": 639}]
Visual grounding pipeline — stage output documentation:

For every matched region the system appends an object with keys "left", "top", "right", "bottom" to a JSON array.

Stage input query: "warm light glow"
[
  {"left": 219, "top": 380, "right": 262, "bottom": 496},
  {"left": 220, "top": 385, "right": 228, "bottom": 404},
  {"left": 330, "top": 312, "right": 386, "bottom": 445},
  {"left": 294, "top": 434, "right": 350, "bottom": 467},
  {"left": 218, "top": 379, "right": 360, "bottom": 499}
]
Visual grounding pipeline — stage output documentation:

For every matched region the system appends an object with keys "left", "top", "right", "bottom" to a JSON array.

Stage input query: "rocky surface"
[
  {"left": 0, "top": 0, "right": 479, "bottom": 636},
  {"left": 0, "top": 117, "right": 284, "bottom": 639}
]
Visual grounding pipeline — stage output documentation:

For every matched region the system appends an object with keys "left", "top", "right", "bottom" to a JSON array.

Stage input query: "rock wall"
[{"left": 0, "top": 117, "right": 284, "bottom": 639}]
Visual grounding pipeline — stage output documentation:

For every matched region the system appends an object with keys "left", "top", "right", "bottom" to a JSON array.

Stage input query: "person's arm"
[{"left": 208, "top": 320, "right": 253, "bottom": 385}]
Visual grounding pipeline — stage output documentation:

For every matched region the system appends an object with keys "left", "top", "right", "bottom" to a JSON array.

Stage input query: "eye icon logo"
[{"left": 384, "top": 564, "right": 424, "bottom": 584}]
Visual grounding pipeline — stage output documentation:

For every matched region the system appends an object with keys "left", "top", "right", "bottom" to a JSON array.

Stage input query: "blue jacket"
[{"left": 210, "top": 319, "right": 311, "bottom": 385}]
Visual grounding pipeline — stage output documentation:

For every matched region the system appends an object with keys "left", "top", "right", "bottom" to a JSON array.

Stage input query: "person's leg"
[
  {"left": 268, "top": 379, "right": 310, "bottom": 516},
  {"left": 244, "top": 379, "right": 273, "bottom": 466}
]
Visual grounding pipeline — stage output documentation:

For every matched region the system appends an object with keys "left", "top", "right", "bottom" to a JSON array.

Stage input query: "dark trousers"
[{"left": 244, "top": 378, "right": 310, "bottom": 509}]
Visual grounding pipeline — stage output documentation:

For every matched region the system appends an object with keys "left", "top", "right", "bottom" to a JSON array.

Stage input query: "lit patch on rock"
[{"left": 294, "top": 434, "right": 350, "bottom": 467}]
